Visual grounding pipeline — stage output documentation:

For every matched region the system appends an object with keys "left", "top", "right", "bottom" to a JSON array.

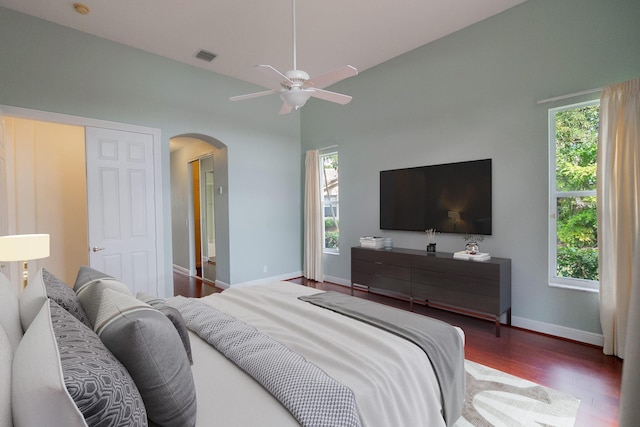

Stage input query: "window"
[
  {"left": 549, "top": 101, "right": 599, "bottom": 291},
  {"left": 320, "top": 151, "right": 339, "bottom": 254}
]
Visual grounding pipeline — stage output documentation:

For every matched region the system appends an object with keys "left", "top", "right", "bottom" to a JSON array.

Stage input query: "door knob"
[{"left": 92, "top": 246, "right": 105, "bottom": 252}]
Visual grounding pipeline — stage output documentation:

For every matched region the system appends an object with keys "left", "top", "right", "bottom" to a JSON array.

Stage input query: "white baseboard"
[
  {"left": 172, "top": 264, "right": 190, "bottom": 275},
  {"left": 215, "top": 279, "right": 230, "bottom": 290},
  {"left": 512, "top": 316, "right": 604, "bottom": 347},
  {"left": 322, "top": 275, "right": 351, "bottom": 288}
]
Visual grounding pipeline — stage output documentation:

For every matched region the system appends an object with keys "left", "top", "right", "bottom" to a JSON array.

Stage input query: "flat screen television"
[{"left": 380, "top": 159, "right": 492, "bottom": 235}]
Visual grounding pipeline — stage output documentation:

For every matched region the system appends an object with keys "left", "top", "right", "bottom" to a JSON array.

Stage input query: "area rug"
[{"left": 455, "top": 360, "right": 581, "bottom": 427}]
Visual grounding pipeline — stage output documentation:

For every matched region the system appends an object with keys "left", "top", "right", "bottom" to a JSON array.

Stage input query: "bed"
[{"left": 1, "top": 267, "right": 465, "bottom": 427}]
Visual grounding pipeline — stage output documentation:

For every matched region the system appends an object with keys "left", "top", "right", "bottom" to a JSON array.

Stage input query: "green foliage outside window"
[
  {"left": 324, "top": 218, "right": 339, "bottom": 249},
  {"left": 322, "top": 153, "right": 339, "bottom": 250},
  {"left": 554, "top": 105, "right": 599, "bottom": 281}
]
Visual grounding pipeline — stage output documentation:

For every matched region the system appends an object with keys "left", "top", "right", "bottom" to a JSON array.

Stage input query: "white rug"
[{"left": 455, "top": 360, "right": 581, "bottom": 427}]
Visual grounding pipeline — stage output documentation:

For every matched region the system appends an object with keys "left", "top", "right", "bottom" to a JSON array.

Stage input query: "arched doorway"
[{"left": 169, "top": 134, "right": 229, "bottom": 288}]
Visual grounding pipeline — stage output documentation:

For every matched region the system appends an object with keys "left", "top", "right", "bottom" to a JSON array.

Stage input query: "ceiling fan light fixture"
[
  {"left": 229, "top": 0, "right": 357, "bottom": 113},
  {"left": 280, "top": 88, "right": 312, "bottom": 110}
]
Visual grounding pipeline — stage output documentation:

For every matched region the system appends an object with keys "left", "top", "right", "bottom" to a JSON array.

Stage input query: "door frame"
[{"left": 0, "top": 104, "right": 166, "bottom": 295}]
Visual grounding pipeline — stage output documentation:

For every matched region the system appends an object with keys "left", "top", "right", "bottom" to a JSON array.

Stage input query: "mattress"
[{"left": 180, "top": 281, "right": 465, "bottom": 427}]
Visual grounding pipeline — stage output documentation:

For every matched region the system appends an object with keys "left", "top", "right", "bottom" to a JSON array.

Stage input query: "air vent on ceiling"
[{"left": 195, "top": 50, "right": 217, "bottom": 62}]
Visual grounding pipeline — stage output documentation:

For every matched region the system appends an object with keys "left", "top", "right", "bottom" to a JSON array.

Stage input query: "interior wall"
[
  {"left": 0, "top": 6, "right": 302, "bottom": 292},
  {"left": 301, "top": 0, "right": 640, "bottom": 340},
  {"left": 4, "top": 117, "right": 87, "bottom": 286}
]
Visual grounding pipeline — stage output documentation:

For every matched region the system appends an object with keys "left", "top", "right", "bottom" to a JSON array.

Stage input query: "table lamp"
[{"left": 0, "top": 234, "right": 50, "bottom": 288}]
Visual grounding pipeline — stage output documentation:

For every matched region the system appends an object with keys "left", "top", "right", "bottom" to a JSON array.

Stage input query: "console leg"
[
  {"left": 495, "top": 316, "right": 501, "bottom": 337},
  {"left": 350, "top": 284, "right": 354, "bottom": 296}
]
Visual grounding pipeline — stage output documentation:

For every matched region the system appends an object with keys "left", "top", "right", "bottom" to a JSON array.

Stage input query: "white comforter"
[{"left": 185, "top": 282, "right": 464, "bottom": 427}]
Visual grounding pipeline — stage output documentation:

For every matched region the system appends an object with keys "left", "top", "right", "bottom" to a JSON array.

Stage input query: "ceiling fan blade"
[
  {"left": 229, "top": 89, "right": 277, "bottom": 102},
  {"left": 255, "top": 64, "right": 294, "bottom": 87},
  {"left": 279, "top": 102, "right": 293, "bottom": 115},
  {"left": 306, "top": 65, "right": 358, "bottom": 89},
  {"left": 309, "top": 88, "right": 353, "bottom": 105}
]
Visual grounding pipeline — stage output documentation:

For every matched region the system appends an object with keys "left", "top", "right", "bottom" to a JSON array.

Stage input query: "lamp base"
[{"left": 22, "top": 260, "right": 28, "bottom": 288}]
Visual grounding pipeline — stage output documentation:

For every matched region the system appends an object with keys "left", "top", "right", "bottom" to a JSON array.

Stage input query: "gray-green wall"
[
  {"left": 301, "top": 0, "right": 640, "bottom": 340},
  {"left": 0, "top": 7, "right": 302, "bottom": 293}
]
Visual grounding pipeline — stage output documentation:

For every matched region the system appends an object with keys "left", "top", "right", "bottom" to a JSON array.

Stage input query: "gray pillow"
[
  {"left": 49, "top": 300, "right": 148, "bottom": 426},
  {"left": 95, "top": 289, "right": 197, "bottom": 427},
  {"left": 74, "top": 266, "right": 132, "bottom": 328},
  {"left": 137, "top": 292, "right": 193, "bottom": 365},
  {"left": 42, "top": 268, "right": 92, "bottom": 329},
  {"left": 73, "top": 265, "right": 117, "bottom": 292}
]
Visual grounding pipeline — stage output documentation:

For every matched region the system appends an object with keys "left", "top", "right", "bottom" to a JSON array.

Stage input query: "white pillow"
[
  {"left": 0, "top": 325, "right": 12, "bottom": 427},
  {"left": 0, "top": 273, "right": 22, "bottom": 351},
  {"left": 12, "top": 301, "right": 88, "bottom": 427},
  {"left": 18, "top": 268, "right": 48, "bottom": 332}
]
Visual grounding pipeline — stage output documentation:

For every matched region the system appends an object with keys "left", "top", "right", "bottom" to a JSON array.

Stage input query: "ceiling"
[{"left": 0, "top": 0, "right": 527, "bottom": 90}]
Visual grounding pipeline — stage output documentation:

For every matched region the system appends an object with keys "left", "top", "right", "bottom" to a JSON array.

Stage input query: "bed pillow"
[
  {"left": 73, "top": 265, "right": 129, "bottom": 293},
  {"left": 74, "top": 266, "right": 132, "bottom": 328},
  {"left": 12, "top": 300, "right": 148, "bottom": 427},
  {"left": 18, "top": 267, "right": 48, "bottom": 332},
  {"left": 42, "top": 268, "right": 92, "bottom": 329},
  {"left": 0, "top": 273, "right": 22, "bottom": 351},
  {"left": 137, "top": 292, "right": 193, "bottom": 364},
  {"left": 49, "top": 299, "right": 148, "bottom": 426},
  {"left": 0, "top": 325, "right": 12, "bottom": 427},
  {"left": 95, "top": 289, "right": 197, "bottom": 427}
]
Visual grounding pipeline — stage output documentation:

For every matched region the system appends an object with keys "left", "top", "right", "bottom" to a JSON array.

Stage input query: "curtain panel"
[
  {"left": 620, "top": 231, "right": 640, "bottom": 426},
  {"left": 304, "top": 150, "right": 323, "bottom": 281},
  {"left": 597, "top": 77, "right": 640, "bottom": 357}
]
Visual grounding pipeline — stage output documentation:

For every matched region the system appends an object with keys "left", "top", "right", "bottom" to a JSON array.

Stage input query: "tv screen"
[{"left": 380, "top": 159, "right": 492, "bottom": 235}]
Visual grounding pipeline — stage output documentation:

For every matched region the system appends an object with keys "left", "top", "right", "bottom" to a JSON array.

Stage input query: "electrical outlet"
[{"left": 263, "top": 266, "right": 268, "bottom": 273}]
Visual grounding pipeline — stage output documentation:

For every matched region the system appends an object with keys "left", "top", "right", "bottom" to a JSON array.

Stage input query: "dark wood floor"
[{"left": 173, "top": 271, "right": 622, "bottom": 427}]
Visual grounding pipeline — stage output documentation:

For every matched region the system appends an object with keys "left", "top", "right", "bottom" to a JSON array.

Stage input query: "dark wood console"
[{"left": 351, "top": 246, "right": 512, "bottom": 336}]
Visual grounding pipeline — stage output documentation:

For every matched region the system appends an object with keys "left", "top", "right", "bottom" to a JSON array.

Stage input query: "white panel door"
[{"left": 85, "top": 127, "right": 157, "bottom": 295}]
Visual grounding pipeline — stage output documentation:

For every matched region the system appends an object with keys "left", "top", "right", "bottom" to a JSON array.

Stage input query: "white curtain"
[
  {"left": 304, "top": 150, "right": 323, "bottom": 281},
  {"left": 597, "top": 77, "right": 640, "bottom": 357},
  {"left": 619, "top": 231, "right": 640, "bottom": 426}
]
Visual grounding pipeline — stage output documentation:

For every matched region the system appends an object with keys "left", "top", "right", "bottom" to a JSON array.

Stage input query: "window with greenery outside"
[
  {"left": 554, "top": 104, "right": 599, "bottom": 282},
  {"left": 321, "top": 152, "right": 339, "bottom": 252}
]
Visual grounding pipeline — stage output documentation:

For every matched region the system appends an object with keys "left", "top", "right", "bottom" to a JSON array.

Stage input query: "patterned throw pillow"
[
  {"left": 12, "top": 300, "right": 148, "bottom": 427},
  {"left": 42, "top": 268, "right": 92, "bottom": 329},
  {"left": 49, "top": 300, "right": 148, "bottom": 426}
]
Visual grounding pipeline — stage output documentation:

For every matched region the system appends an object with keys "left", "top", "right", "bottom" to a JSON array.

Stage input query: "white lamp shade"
[
  {"left": 0, "top": 234, "right": 50, "bottom": 262},
  {"left": 280, "top": 88, "right": 312, "bottom": 110}
]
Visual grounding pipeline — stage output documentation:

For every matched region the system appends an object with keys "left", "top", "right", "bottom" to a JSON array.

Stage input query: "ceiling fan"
[{"left": 229, "top": 0, "right": 358, "bottom": 114}]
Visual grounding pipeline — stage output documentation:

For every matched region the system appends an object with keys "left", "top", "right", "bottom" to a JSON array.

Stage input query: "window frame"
[
  {"left": 319, "top": 150, "right": 339, "bottom": 255},
  {"left": 548, "top": 100, "right": 599, "bottom": 293}
]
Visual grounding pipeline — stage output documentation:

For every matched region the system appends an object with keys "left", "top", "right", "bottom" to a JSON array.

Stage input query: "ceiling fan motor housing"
[{"left": 283, "top": 69, "right": 310, "bottom": 88}]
